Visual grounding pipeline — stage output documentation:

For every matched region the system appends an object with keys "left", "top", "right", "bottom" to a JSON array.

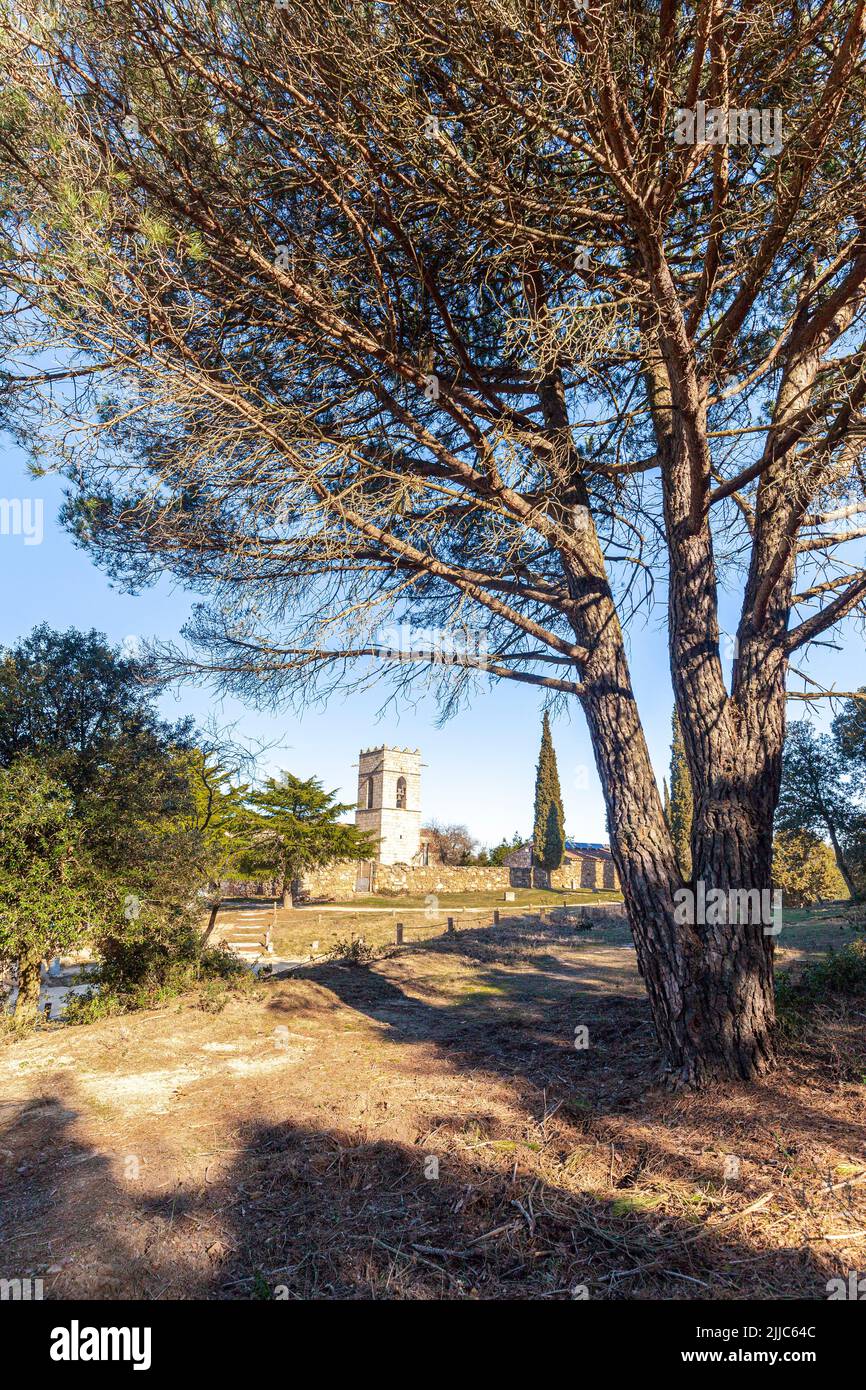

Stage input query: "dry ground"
[{"left": 2, "top": 913, "right": 865, "bottom": 1300}]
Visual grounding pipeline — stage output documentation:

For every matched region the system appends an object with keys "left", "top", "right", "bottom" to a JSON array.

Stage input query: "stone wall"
[
  {"left": 295, "top": 853, "right": 618, "bottom": 902},
  {"left": 219, "top": 877, "right": 278, "bottom": 897},
  {"left": 373, "top": 863, "right": 511, "bottom": 895},
  {"left": 296, "top": 859, "right": 511, "bottom": 899},
  {"left": 551, "top": 858, "right": 618, "bottom": 891},
  {"left": 504, "top": 842, "right": 619, "bottom": 892},
  {"left": 530, "top": 857, "right": 619, "bottom": 891},
  {"left": 296, "top": 859, "right": 365, "bottom": 900}
]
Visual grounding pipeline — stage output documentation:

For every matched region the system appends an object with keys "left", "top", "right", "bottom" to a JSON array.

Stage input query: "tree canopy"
[
  {"left": 0, "top": 624, "right": 248, "bottom": 910},
  {"left": 425, "top": 821, "right": 478, "bottom": 866},
  {"left": 777, "top": 716, "right": 865, "bottom": 899},
  {"left": 772, "top": 829, "right": 847, "bottom": 907}
]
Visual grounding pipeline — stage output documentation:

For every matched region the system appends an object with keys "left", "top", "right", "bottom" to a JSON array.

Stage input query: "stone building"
[
  {"left": 503, "top": 839, "right": 618, "bottom": 891},
  {"left": 355, "top": 745, "right": 423, "bottom": 866}
]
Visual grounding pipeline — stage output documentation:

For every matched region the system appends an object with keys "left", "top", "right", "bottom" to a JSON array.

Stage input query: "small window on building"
[
  {"left": 360, "top": 777, "right": 374, "bottom": 810},
  {"left": 396, "top": 776, "right": 407, "bottom": 809}
]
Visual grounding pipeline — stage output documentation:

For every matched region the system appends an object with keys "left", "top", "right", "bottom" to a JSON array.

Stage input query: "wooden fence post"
[
  {"left": 395, "top": 922, "right": 404, "bottom": 945},
  {"left": 493, "top": 909, "right": 500, "bottom": 925}
]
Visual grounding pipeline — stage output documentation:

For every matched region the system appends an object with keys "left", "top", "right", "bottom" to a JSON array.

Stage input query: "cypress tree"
[
  {"left": 669, "top": 709, "right": 693, "bottom": 879},
  {"left": 532, "top": 712, "right": 565, "bottom": 871},
  {"left": 663, "top": 776, "right": 671, "bottom": 827}
]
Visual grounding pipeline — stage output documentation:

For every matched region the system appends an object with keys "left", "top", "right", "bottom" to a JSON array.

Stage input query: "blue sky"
[{"left": 1, "top": 437, "right": 863, "bottom": 848}]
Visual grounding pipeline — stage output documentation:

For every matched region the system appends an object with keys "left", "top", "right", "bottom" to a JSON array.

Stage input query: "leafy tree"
[
  {"left": 834, "top": 691, "right": 866, "bottom": 775},
  {"left": 175, "top": 746, "right": 251, "bottom": 889},
  {"left": 425, "top": 821, "right": 477, "bottom": 865},
  {"left": 237, "top": 774, "right": 374, "bottom": 904},
  {"left": 0, "top": 624, "right": 159, "bottom": 795},
  {"left": 0, "top": 760, "right": 104, "bottom": 1017},
  {"left": 6, "top": 4, "right": 866, "bottom": 1082},
  {"left": 532, "top": 713, "right": 565, "bottom": 873},
  {"left": 488, "top": 832, "right": 524, "bottom": 867},
  {"left": 830, "top": 693, "right": 866, "bottom": 894},
  {"left": 669, "top": 709, "right": 693, "bottom": 880},
  {"left": 773, "top": 831, "right": 847, "bottom": 908},
  {"left": 777, "top": 722, "right": 861, "bottom": 901},
  {"left": 0, "top": 625, "right": 247, "bottom": 914},
  {"left": 0, "top": 628, "right": 256, "bottom": 1014},
  {"left": 842, "top": 816, "right": 866, "bottom": 900}
]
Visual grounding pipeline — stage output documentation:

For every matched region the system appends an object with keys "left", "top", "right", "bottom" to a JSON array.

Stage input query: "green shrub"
[
  {"left": 63, "top": 910, "right": 248, "bottom": 1023},
  {"left": 0, "top": 1010, "right": 42, "bottom": 1041},
  {"left": 776, "top": 939, "right": 866, "bottom": 1036},
  {"left": 63, "top": 988, "right": 126, "bottom": 1025},
  {"left": 326, "top": 935, "right": 376, "bottom": 965},
  {"left": 843, "top": 903, "right": 866, "bottom": 931},
  {"left": 196, "top": 978, "right": 230, "bottom": 1013}
]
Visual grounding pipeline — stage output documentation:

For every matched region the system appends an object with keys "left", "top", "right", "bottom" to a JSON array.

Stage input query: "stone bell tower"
[{"left": 355, "top": 746, "right": 422, "bottom": 865}]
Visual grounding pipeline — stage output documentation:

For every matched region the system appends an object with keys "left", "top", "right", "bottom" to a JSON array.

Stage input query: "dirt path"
[{"left": 1, "top": 917, "right": 864, "bottom": 1300}]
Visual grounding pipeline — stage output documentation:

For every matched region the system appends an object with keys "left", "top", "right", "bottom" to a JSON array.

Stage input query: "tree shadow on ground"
[
  {"left": 275, "top": 920, "right": 674, "bottom": 1126},
  {"left": 0, "top": 1099, "right": 845, "bottom": 1300},
  {"left": 274, "top": 921, "right": 866, "bottom": 1183}
]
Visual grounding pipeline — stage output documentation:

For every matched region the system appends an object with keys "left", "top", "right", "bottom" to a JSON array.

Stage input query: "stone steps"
[{"left": 210, "top": 907, "right": 274, "bottom": 963}]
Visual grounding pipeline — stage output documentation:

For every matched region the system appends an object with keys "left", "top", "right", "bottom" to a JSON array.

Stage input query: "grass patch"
[
  {"left": 270, "top": 895, "right": 624, "bottom": 959},
  {"left": 322, "top": 887, "right": 621, "bottom": 910},
  {"left": 0, "top": 1011, "right": 45, "bottom": 1042},
  {"left": 610, "top": 1192, "right": 666, "bottom": 1217}
]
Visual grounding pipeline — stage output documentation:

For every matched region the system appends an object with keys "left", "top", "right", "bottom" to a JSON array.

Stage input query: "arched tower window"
[
  {"left": 396, "top": 776, "right": 407, "bottom": 809},
  {"left": 360, "top": 777, "right": 374, "bottom": 810}
]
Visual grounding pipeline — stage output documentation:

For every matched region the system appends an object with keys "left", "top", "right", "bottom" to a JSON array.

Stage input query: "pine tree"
[
  {"left": 669, "top": 709, "right": 693, "bottom": 879},
  {"left": 663, "top": 777, "right": 671, "bottom": 828},
  {"left": 532, "top": 713, "right": 565, "bottom": 871},
  {"left": 237, "top": 773, "right": 375, "bottom": 905}
]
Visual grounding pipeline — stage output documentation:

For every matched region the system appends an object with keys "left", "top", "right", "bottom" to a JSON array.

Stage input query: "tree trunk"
[
  {"left": 276, "top": 860, "right": 289, "bottom": 908},
  {"left": 667, "top": 815, "right": 776, "bottom": 1086},
  {"left": 14, "top": 954, "right": 42, "bottom": 1019},
  {"left": 539, "top": 352, "right": 779, "bottom": 1086},
  {"left": 202, "top": 898, "right": 222, "bottom": 946},
  {"left": 825, "top": 821, "right": 861, "bottom": 903},
  {"left": 562, "top": 521, "right": 777, "bottom": 1086},
  {"left": 580, "top": 666, "right": 777, "bottom": 1085}
]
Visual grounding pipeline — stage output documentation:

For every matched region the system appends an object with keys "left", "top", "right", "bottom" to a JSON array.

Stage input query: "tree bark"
[{"left": 15, "top": 954, "right": 42, "bottom": 1019}]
